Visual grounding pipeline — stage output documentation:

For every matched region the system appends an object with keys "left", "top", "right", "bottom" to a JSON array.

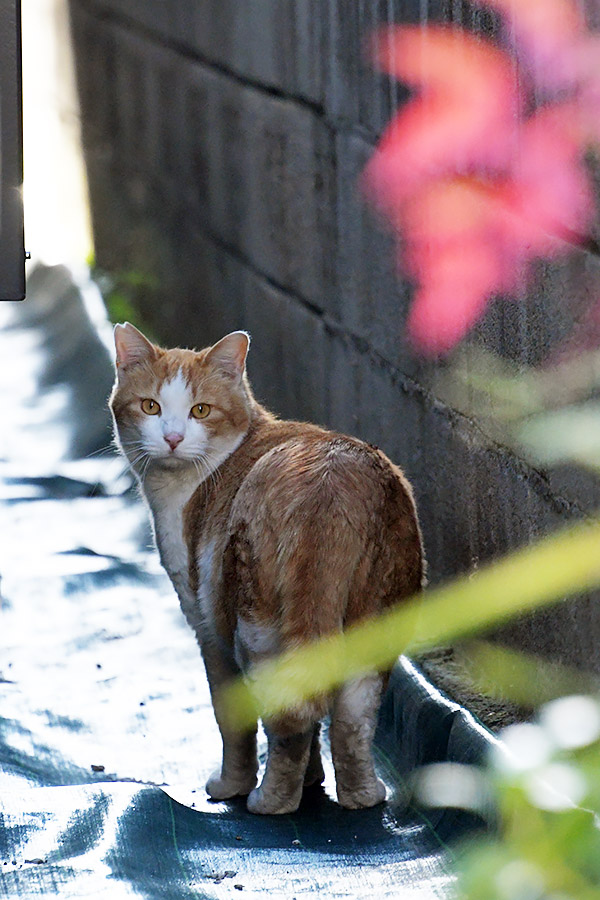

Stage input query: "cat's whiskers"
[
  {"left": 195, "top": 449, "right": 223, "bottom": 495},
  {"left": 85, "top": 440, "right": 120, "bottom": 460},
  {"left": 120, "top": 440, "right": 150, "bottom": 458},
  {"left": 138, "top": 454, "right": 153, "bottom": 483},
  {"left": 128, "top": 447, "right": 153, "bottom": 480},
  {"left": 116, "top": 439, "right": 149, "bottom": 464},
  {"left": 84, "top": 436, "right": 146, "bottom": 484},
  {"left": 121, "top": 439, "right": 148, "bottom": 448},
  {"left": 127, "top": 443, "right": 149, "bottom": 462},
  {"left": 192, "top": 454, "right": 212, "bottom": 487}
]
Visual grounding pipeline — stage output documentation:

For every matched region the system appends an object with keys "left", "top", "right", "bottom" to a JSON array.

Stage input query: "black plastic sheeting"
[{"left": 0, "top": 266, "right": 497, "bottom": 898}]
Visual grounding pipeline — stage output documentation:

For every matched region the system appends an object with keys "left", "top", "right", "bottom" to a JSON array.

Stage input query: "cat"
[{"left": 110, "top": 323, "right": 425, "bottom": 815}]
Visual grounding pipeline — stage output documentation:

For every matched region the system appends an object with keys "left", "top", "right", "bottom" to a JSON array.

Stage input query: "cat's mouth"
[{"left": 154, "top": 451, "right": 189, "bottom": 468}]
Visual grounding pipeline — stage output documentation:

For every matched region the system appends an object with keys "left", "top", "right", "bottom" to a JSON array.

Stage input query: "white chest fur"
[
  {"left": 139, "top": 436, "right": 246, "bottom": 633},
  {"left": 143, "top": 465, "right": 200, "bottom": 610}
]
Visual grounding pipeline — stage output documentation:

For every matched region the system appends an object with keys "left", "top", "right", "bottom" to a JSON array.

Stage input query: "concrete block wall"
[{"left": 68, "top": 0, "right": 600, "bottom": 683}]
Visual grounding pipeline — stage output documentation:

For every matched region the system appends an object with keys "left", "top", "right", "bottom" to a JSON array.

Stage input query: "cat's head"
[{"left": 110, "top": 324, "right": 254, "bottom": 476}]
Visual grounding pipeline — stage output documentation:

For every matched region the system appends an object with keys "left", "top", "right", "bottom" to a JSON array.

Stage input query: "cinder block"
[
  {"left": 90, "top": 0, "right": 327, "bottom": 106},
  {"left": 325, "top": 0, "right": 498, "bottom": 135},
  {"left": 185, "top": 0, "right": 325, "bottom": 105},
  {"left": 175, "top": 227, "right": 249, "bottom": 347},
  {"left": 240, "top": 91, "right": 337, "bottom": 313},
  {"left": 324, "top": 329, "right": 362, "bottom": 439},
  {"left": 112, "top": 39, "right": 154, "bottom": 170},
  {"left": 244, "top": 278, "right": 328, "bottom": 426},
  {"left": 180, "top": 60, "right": 338, "bottom": 315},
  {"left": 181, "top": 65, "right": 220, "bottom": 222},
  {"left": 70, "top": 6, "right": 118, "bottom": 156},
  {"left": 112, "top": 32, "right": 189, "bottom": 186},
  {"left": 86, "top": 0, "right": 184, "bottom": 43},
  {"left": 334, "top": 132, "right": 415, "bottom": 370},
  {"left": 191, "top": 71, "right": 255, "bottom": 257},
  {"left": 325, "top": 0, "right": 399, "bottom": 135}
]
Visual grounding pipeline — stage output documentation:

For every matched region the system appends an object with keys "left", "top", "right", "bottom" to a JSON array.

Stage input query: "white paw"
[
  {"left": 337, "top": 778, "right": 387, "bottom": 809},
  {"left": 246, "top": 785, "right": 302, "bottom": 815},
  {"left": 205, "top": 769, "right": 257, "bottom": 800}
]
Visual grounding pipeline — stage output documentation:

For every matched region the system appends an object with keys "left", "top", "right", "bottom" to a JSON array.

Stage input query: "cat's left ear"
[
  {"left": 114, "top": 323, "right": 157, "bottom": 372},
  {"left": 206, "top": 331, "right": 250, "bottom": 380}
]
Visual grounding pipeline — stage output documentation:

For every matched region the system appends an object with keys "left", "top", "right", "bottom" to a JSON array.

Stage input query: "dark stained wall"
[{"left": 69, "top": 0, "right": 600, "bottom": 682}]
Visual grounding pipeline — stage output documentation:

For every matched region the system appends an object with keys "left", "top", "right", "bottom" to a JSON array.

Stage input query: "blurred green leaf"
[
  {"left": 437, "top": 347, "right": 600, "bottom": 473},
  {"left": 517, "top": 403, "right": 600, "bottom": 471},
  {"left": 103, "top": 290, "right": 139, "bottom": 328},
  {"left": 440, "top": 346, "right": 600, "bottom": 424},
  {"left": 456, "top": 641, "right": 599, "bottom": 708}
]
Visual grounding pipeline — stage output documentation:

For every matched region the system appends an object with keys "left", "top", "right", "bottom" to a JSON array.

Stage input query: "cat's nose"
[{"left": 163, "top": 432, "right": 184, "bottom": 451}]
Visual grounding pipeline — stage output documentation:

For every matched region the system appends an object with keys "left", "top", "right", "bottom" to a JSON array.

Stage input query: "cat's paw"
[
  {"left": 337, "top": 778, "right": 387, "bottom": 809},
  {"left": 246, "top": 785, "right": 303, "bottom": 815},
  {"left": 205, "top": 769, "right": 257, "bottom": 800}
]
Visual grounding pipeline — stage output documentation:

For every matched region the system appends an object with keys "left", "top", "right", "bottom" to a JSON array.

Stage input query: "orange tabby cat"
[{"left": 110, "top": 324, "right": 424, "bottom": 814}]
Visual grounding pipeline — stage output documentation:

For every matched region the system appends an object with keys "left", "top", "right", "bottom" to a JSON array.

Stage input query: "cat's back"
[
  {"left": 232, "top": 427, "right": 416, "bottom": 537},
  {"left": 185, "top": 417, "right": 424, "bottom": 643},
  {"left": 186, "top": 414, "right": 418, "bottom": 542},
  {"left": 232, "top": 425, "right": 424, "bottom": 640}
]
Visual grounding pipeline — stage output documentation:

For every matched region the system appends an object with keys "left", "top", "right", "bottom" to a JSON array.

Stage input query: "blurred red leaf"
[
  {"left": 408, "top": 238, "right": 503, "bottom": 354},
  {"left": 365, "top": 27, "right": 518, "bottom": 208},
  {"left": 362, "top": 10, "right": 597, "bottom": 356},
  {"left": 502, "top": 106, "right": 593, "bottom": 250},
  {"left": 485, "top": 0, "right": 600, "bottom": 146},
  {"left": 483, "top": 0, "right": 583, "bottom": 49},
  {"left": 482, "top": 0, "right": 585, "bottom": 89}
]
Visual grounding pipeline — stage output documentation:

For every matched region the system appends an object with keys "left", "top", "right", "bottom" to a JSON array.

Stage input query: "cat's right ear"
[
  {"left": 205, "top": 331, "right": 250, "bottom": 381},
  {"left": 114, "top": 323, "right": 157, "bottom": 374}
]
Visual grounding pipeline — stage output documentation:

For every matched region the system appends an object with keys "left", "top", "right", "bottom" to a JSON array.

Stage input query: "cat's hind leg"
[
  {"left": 246, "top": 724, "right": 313, "bottom": 815},
  {"left": 330, "top": 673, "right": 387, "bottom": 809}
]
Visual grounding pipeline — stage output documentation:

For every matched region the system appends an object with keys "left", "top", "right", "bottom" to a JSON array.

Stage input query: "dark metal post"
[{"left": 0, "top": 0, "right": 25, "bottom": 300}]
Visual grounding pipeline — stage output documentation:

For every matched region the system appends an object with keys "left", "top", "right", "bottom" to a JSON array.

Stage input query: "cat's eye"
[
  {"left": 141, "top": 398, "right": 161, "bottom": 416},
  {"left": 190, "top": 403, "right": 211, "bottom": 420}
]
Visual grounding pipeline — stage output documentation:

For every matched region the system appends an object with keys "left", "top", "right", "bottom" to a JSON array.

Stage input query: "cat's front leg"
[
  {"left": 205, "top": 729, "right": 258, "bottom": 801},
  {"left": 201, "top": 641, "right": 259, "bottom": 800}
]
